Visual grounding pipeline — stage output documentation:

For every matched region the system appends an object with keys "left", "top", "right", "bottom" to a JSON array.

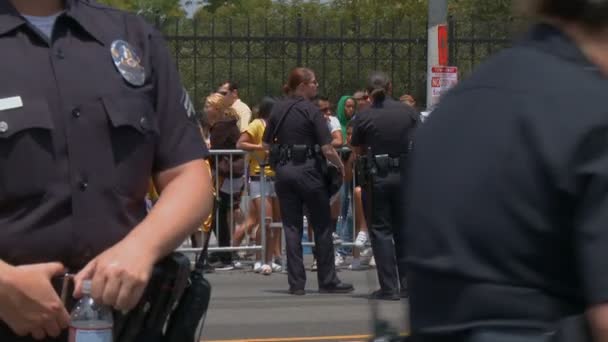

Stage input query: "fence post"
[
  {"left": 448, "top": 16, "right": 456, "bottom": 66},
  {"left": 296, "top": 12, "right": 303, "bottom": 67}
]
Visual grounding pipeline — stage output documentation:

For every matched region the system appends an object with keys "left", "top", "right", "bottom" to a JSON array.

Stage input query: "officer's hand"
[
  {"left": 0, "top": 263, "right": 70, "bottom": 340},
  {"left": 73, "top": 241, "right": 156, "bottom": 312}
]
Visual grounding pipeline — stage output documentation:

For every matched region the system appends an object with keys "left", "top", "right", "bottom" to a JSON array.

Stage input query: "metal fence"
[{"left": 152, "top": 16, "right": 517, "bottom": 110}]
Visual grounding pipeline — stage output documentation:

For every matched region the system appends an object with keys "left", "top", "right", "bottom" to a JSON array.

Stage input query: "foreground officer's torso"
[
  {"left": 406, "top": 24, "right": 608, "bottom": 333},
  {"left": 0, "top": 0, "right": 205, "bottom": 270}
]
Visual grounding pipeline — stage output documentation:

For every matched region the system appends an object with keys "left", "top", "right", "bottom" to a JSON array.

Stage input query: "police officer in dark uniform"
[
  {"left": 0, "top": 1, "right": 214, "bottom": 341},
  {"left": 405, "top": 0, "right": 608, "bottom": 341},
  {"left": 350, "top": 72, "right": 418, "bottom": 301},
  {"left": 263, "top": 67, "right": 354, "bottom": 295}
]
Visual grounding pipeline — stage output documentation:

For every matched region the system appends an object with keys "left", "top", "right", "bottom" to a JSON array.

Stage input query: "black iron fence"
[{"left": 152, "top": 16, "right": 518, "bottom": 110}]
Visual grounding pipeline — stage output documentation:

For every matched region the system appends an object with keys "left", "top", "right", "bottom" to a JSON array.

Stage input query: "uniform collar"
[
  {"left": 64, "top": 0, "right": 106, "bottom": 46},
  {"left": 0, "top": 0, "right": 105, "bottom": 45},
  {"left": 0, "top": 1, "right": 25, "bottom": 36},
  {"left": 523, "top": 23, "right": 598, "bottom": 72}
]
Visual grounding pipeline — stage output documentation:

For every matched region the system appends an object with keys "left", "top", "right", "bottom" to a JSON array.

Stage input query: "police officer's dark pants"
[
  {"left": 369, "top": 169, "right": 406, "bottom": 294},
  {"left": 275, "top": 161, "right": 341, "bottom": 291}
]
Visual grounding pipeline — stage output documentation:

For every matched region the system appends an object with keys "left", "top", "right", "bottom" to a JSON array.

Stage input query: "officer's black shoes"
[
  {"left": 319, "top": 282, "right": 355, "bottom": 294},
  {"left": 368, "top": 290, "right": 400, "bottom": 301},
  {"left": 289, "top": 288, "right": 306, "bottom": 296}
]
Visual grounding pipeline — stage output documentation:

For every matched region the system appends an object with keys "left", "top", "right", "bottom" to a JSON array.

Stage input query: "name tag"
[{"left": 0, "top": 96, "right": 23, "bottom": 111}]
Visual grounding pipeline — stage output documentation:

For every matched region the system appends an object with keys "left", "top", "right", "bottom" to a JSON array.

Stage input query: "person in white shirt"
[{"left": 218, "top": 81, "right": 252, "bottom": 133}]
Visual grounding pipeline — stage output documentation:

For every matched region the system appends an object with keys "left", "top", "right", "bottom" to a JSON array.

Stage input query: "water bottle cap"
[{"left": 82, "top": 280, "right": 92, "bottom": 294}]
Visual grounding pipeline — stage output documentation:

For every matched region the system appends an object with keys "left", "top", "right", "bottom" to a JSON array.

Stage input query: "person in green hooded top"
[{"left": 336, "top": 95, "right": 357, "bottom": 141}]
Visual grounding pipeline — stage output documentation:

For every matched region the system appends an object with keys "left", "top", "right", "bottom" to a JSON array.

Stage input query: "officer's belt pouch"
[
  {"left": 269, "top": 145, "right": 281, "bottom": 168},
  {"left": 113, "top": 252, "right": 191, "bottom": 342},
  {"left": 291, "top": 145, "right": 309, "bottom": 163}
]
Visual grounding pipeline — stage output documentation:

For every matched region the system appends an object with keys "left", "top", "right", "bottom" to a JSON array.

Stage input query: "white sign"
[{"left": 430, "top": 66, "right": 458, "bottom": 107}]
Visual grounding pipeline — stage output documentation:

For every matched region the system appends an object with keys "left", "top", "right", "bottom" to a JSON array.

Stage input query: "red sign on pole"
[{"left": 438, "top": 24, "right": 448, "bottom": 66}]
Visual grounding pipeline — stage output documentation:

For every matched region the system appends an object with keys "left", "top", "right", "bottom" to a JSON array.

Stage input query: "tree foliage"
[{"left": 95, "top": 0, "right": 515, "bottom": 108}]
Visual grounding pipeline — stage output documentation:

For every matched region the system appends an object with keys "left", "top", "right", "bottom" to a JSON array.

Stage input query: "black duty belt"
[
  {"left": 279, "top": 144, "right": 321, "bottom": 163},
  {"left": 250, "top": 175, "right": 275, "bottom": 181},
  {"left": 373, "top": 154, "right": 402, "bottom": 171}
]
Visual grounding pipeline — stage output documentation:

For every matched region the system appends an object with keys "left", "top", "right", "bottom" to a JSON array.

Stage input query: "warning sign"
[{"left": 430, "top": 66, "right": 458, "bottom": 107}]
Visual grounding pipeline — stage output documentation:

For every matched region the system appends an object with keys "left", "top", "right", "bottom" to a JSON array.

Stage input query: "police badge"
[{"left": 111, "top": 40, "right": 146, "bottom": 87}]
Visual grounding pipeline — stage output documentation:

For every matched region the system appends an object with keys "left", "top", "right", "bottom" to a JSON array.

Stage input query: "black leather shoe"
[
  {"left": 369, "top": 289, "right": 400, "bottom": 301},
  {"left": 289, "top": 288, "right": 305, "bottom": 296},
  {"left": 319, "top": 282, "right": 354, "bottom": 294}
]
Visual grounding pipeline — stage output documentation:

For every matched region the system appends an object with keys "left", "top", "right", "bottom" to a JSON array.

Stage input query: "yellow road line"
[{"left": 205, "top": 332, "right": 409, "bottom": 342}]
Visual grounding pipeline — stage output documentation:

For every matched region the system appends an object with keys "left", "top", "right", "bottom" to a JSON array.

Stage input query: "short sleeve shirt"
[
  {"left": 232, "top": 99, "right": 252, "bottom": 133},
  {"left": 245, "top": 119, "right": 274, "bottom": 177},
  {"left": 0, "top": 0, "right": 207, "bottom": 270},
  {"left": 405, "top": 24, "right": 608, "bottom": 333},
  {"left": 327, "top": 115, "right": 341, "bottom": 134},
  {"left": 263, "top": 97, "right": 332, "bottom": 147},
  {"left": 351, "top": 98, "right": 418, "bottom": 156}
]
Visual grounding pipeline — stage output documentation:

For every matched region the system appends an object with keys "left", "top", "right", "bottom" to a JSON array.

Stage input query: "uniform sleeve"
[
  {"left": 149, "top": 30, "right": 208, "bottom": 172},
  {"left": 350, "top": 115, "right": 365, "bottom": 147},
  {"left": 312, "top": 108, "right": 332, "bottom": 146},
  {"left": 574, "top": 131, "right": 608, "bottom": 305}
]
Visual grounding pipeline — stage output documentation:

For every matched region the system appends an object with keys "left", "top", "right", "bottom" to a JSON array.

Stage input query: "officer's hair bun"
[
  {"left": 527, "top": 0, "right": 608, "bottom": 28},
  {"left": 366, "top": 71, "right": 390, "bottom": 102}
]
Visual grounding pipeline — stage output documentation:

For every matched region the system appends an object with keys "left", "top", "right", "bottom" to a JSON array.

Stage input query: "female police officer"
[
  {"left": 0, "top": 1, "right": 214, "bottom": 341},
  {"left": 406, "top": 0, "right": 608, "bottom": 340},
  {"left": 263, "top": 67, "right": 353, "bottom": 295}
]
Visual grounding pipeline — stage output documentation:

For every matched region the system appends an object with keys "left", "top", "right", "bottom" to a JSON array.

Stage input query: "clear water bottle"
[{"left": 69, "top": 280, "right": 114, "bottom": 342}]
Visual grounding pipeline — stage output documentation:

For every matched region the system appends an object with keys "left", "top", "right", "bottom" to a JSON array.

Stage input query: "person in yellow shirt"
[{"left": 235, "top": 97, "right": 282, "bottom": 275}]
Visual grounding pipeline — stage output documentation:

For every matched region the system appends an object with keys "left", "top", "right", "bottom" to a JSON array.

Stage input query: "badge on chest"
[{"left": 111, "top": 40, "right": 146, "bottom": 87}]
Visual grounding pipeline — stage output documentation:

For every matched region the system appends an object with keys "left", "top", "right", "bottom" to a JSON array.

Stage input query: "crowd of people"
[{"left": 172, "top": 76, "right": 420, "bottom": 289}]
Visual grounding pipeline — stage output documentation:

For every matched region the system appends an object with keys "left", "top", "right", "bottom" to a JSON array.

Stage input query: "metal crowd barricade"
[
  {"left": 178, "top": 146, "right": 365, "bottom": 269},
  {"left": 178, "top": 149, "right": 269, "bottom": 261}
]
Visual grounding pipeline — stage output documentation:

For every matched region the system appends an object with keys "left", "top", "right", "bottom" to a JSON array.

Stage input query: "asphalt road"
[{"left": 200, "top": 257, "right": 409, "bottom": 342}]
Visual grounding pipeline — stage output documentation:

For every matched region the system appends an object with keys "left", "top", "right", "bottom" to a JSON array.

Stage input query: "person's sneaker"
[
  {"left": 332, "top": 232, "right": 343, "bottom": 245},
  {"left": 260, "top": 264, "right": 272, "bottom": 275},
  {"left": 253, "top": 261, "right": 263, "bottom": 273},
  {"left": 335, "top": 253, "right": 347, "bottom": 267},
  {"left": 311, "top": 259, "right": 317, "bottom": 271},
  {"left": 368, "top": 289, "right": 400, "bottom": 301},
  {"left": 360, "top": 247, "right": 373, "bottom": 258},
  {"left": 233, "top": 261, "right": 244, "bottom": 269},
  {"left": 271, "top": 262, "right": 283, "bottom": 272},
  {"left": 319, "top": 282, "right": 354, "bottom": 294},
  {"left": 354, "top": 231, "right": 369, "bottom": 248},
  {"left": 369, "top": 256, "right": 376, "bottom": 267}
]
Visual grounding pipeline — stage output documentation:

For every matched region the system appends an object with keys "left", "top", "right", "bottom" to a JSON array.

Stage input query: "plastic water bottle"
[{"left": 69, "top": 280, "right": 114, "bottom": 342}]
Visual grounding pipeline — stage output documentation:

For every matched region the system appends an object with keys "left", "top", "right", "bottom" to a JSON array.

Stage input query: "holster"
[
  {"left": 113, "top": 252, "right": 191, "bottom": 342},
  {"left": 373, "top": 154, "right": 401, "bottom": 174}
]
